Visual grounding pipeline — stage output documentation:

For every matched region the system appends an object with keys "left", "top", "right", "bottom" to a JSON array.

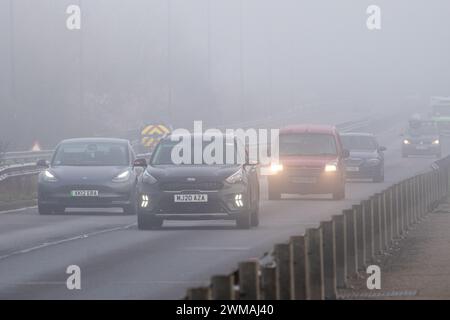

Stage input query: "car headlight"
[
  {"left": 226, "top": 168, "right": 244, "bottom": 184},
  {"left": 403, "top": 139, "right": 410, "bottom": 145},
  {"left": 270, "top": 163, "right": 283, "bottom": 174},
  {"left": 142, "top": 170, "right": 158, "bottom": 184},
  {"left": 324, "top": 163, "right": 337, "bottom": 172},
  {"left": 432, "top": 139, "right": 440, "bottom": 145},
  {"left": 43, "top": 170, "right": 58, "bottom": 182},
  {"left": 112, "top": 170, "right": 131, "bottom": 182},
  {"left": 366, "top": 158, "right": 381, "bottom": 166}
]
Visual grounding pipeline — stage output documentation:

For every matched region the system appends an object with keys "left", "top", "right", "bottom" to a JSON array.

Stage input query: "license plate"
[
  {"left": 416, "top": 145, "right": 428, "bottom": 150},
  {"left": 290, "top": 177, "right": 316, "bottom": 184},
  {"left": 346, "top": 166, "right": 359, "bottom": 172},
  {"left": 174, "top": 194, "right": 208, "bottom": 203},
  {"left": 70, "top": 190, "right": 99, "bottom": 197}
]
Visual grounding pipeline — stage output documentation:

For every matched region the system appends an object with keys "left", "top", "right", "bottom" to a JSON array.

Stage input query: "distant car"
[
  {"left": 402, "top": 120, "right": 441, "bottom": 158},
  {"left": 135, "top": 133, "right": 260, "bottom": 230},
  {"left": 37, "top": 138, "right": 140, "bottom": 215},
  {"left": 267, "top": 124, "right": 349, "bottom": 200},
  {"left": 340, "top": 133, "right": 386, "bottom": 183}
]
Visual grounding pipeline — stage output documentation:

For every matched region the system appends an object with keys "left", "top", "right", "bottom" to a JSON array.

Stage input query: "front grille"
[
  {"left": 285, "top": 166, "right": 322, "bottom": 177},
  {"left": 160, "top": 181, "right": 223, "bottom": 191},
  {"left": 346, "top": 158, "right": 364, "bottom": 166},
  {"left": 157, "top": 200, "right": 225, "bottom": 213}
]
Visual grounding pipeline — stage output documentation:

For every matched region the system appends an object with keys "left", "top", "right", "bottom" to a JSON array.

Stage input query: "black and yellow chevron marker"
[{"left": 141, "top": 124, "right": 171, "bottom": 147}]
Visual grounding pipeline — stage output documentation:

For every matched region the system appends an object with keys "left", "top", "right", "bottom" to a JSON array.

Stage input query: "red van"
[{"left": 268, "top": 124, "right": 349, "bottom": 200}]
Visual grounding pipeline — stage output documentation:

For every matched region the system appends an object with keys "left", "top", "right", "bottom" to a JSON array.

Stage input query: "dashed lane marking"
[
  {"left": 0, "top": 206, "right": 37, "bottom": 214},
  {"left": 0, "top": 223, "right": 136, "bottom": 261}
]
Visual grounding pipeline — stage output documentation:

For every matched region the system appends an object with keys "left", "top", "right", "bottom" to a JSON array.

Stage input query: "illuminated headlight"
[
  {"left": 366, "top": 158, "right": 381, "bottom": 166},
  {"left": 324, "top": 164, "right": 337, "bottom": 172},
  {"left": 234, "top": 194, "right": 244, "bottom": 207},
  {"left": 226, "top": 168, "right": 243, "bottom": 184},
  {"left": 270, "top": 163, "right": 284, "bottom": 174},
  {"left": 112, "top": 170, "right": 131, "bottom": 182},
  {"left": 403, "top": 139, "right": 410, "bottom": 145},
  {"left": 142, "top": 170, "right": 158, "bottom": 184},
  {"left": 141, "top": 195, "right": 149, "bottom": 208},
  {"left": 432, "top": 139, "right": 440, "bottom": 145},
  {"left": 43, "top": 170, "right": 58, "bottom": 182}
]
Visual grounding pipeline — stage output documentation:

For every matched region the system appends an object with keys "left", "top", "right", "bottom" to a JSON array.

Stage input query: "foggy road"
[{"left": 0, "top": 120, "right": 440, "bottom": 299}]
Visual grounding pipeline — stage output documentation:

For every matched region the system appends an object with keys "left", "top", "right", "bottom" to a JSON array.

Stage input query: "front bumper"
[
  {"left": 137, "top": 182, "right": 250, "bottom": 219},
  {"left": 268, "top": 170, "right": 342, "bottom": 195},
  {"left": 38, "top": 181, "right": 135, "bottom": 208},
  {"left": 402, "top": 144, "right": 440, "bottom": 155},
  {"left": 345, "top": 163, "right": 382, "bottom": 179}
]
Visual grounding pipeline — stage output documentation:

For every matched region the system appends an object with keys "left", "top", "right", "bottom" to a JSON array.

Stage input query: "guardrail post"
[
  {"left": 332, "top": 215, "right": 347, "bottom": 289},
  {"left": 187, "top": 287, "right": 212, "bottom": 300},
  {"left": 353, "top": 204, "right": 365, "bottom": 272},
  {"left": 343, "top": 209, "right": 357, "bottom": 278},
  {"left": 415, "top": 175, "right": 421, "bottom": 221},
  {"left": 379, "top": 192, "right": 388, "bottom": 252},
  {"left": 320, "top": 221, "right": 337, "bottom": 300},
  {"left": 392, "top": 184, "right": 400, "bottom": 239},
  {"left": 386, "top": 187, "right": 393, "bottom": 244},
  {"left": 400, "top": 181, "right": 407, "bottom": 235},
  {"left": 290, "top": 236, "right": 306, "bottom": 300},
  {"left": 261, "top": 266, "right": 279, "bottom": 300},
  {"left": 362, "top": 200, "right": 372, "bottom": 266},
  {"left": 238, "top": 260, "right": 260, "bottom": 300},
  {"left": 408, "top": 178, "right": 414, "bottom": 228},
  {"left": 211, "top": 274, "right": 235, "bottom": 300},
  {"left": 305, "top": 228, "right": 324, "bottom": 300},
  {"left": 372, "top": 194, "right": 381, "bottom": 256},
  {"left": 274, "top": 243, "right": 293, "bottom": 300}
]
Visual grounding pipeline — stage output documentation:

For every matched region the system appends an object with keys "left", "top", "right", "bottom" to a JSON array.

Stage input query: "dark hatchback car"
[
  {"left": 340, "top": 133, "right": 386, "bottom": 182},
  {"left": 401, "top": 121, "right": 441, "bottom": 158},
  {"left": 37, "top": 138, "right": 141, "bottom": 215},
  {"left": 135, "top": 133, "right": 260, "bottom": 230}
]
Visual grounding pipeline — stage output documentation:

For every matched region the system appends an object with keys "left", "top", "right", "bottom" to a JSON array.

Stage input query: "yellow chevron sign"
[{"left": 141, "top": 124, "right": 171, "bottom": 147}]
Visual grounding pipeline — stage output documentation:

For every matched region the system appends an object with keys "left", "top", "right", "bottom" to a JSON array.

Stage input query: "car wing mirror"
[
  {"left": 378, "top": 146, "right": 387, "bottom": 152},
  {"left": 342, "top": 149, "right": 350, "bottom": 158},
  {"left": 133, "top": 158, "right": 147, "bottom": 168},
  {"left": 36, "top": 159, "right": 49, "bottom": 168}
]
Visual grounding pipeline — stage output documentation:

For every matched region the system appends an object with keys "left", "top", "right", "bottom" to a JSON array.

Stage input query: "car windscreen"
[
  {"left": 341, "top": 135, "right": 377, "bottom": 151},
  {"left": 407, "top": 125, "right": 438, "bottom": 136},
  {"left": 52, "top": 142, "right": 129, "bottom": 166},
  {"left": 279, "top": 133, "right": 337, "bottom": 156},
  {"left": 151, "top": 138, "right": 244, "bottom": 165}
]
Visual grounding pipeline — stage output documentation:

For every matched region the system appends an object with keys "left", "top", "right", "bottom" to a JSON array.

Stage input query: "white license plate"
[
  {"left": 70, "top": 190, "right": 99, "bottom": 197},
  {"left": 416, "top": 145, "right": 428, "bottom": 150},
  {"left": 174, "top": 194, "right": 208, "bottom": 203},
  {"left": 346, "top": 167, "right": 360, "bottom": 172},
  {"left": 291, "top": 177, "right": 317, "bottom": 184}
]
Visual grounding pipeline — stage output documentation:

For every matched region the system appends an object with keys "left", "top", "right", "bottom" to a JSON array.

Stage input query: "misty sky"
[{"left": 1, "top": 0, "right": 450, "bottom": 149}]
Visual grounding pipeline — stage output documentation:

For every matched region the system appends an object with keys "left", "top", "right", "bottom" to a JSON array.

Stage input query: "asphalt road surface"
[{"left": 0, "top": 121, "right": 444, "bottom": 299}]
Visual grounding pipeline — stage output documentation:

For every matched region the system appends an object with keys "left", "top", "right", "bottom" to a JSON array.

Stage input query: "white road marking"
[
  {"left": 183, "top": 246, "right": 250, "bottom": 251},
  {"left": 0, "top": 223, "right": 136, "bottom": 261},
  {"left": 0, "top": 206, "right": 37, "bottom": 214}
]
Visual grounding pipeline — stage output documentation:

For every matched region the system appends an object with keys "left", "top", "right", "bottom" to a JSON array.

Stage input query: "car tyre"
[
  {"left": 250, "top": 203, "right": 259, "bottom": 227},
  {"left": 38, "top": 204, "right": 55, "bottom": 215},
  {"left": 236, "top": 210, "right": 251, "bottom": 229},
  {"left": 373, "top": 167, "right": 385, "bottom": 183},
  {"left": 268, "top": 183, "right": 281, "bottom": 200},
  {"left": 332, "top": 182, "right": 345, "bottom": 200},
  {"left": 137, "top": 213, "right": 163, "bottom": 230}
]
